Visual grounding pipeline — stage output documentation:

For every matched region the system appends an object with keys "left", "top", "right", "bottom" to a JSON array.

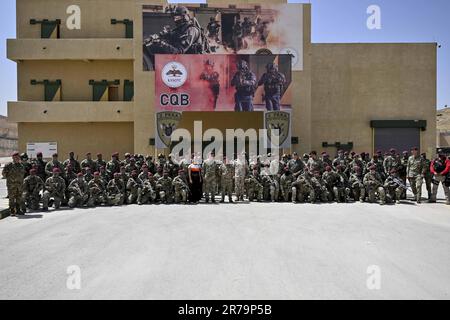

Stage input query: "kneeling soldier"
[
  {"left": 68, "top": 173, "right": 89, "bottom": 208},
  {"left": 364, "top": 165, "right": 386, "bottom": 205},
  {"left": 127, "top": 170, "right": 143, "bottom": 204},
  {"left": 157, "top": 170, "right": 174, "bottom": 204},
  {"left": 43, "top": 168, "right": 66, "bottom": 211},
  {"left": 292, "top": 170, "right": 315, "bottom": 203},
  {"left": 173, "top": 170, "right": 190, "bottom": 204},
  {"left": 246, "top": 168, "right": 264, "bottom": 202},
  {"left": 22, "top": 169, "right": 44, "bottom": 211},
  {"left": 349, "top": 166, "right": 365, "bottom": 202},
  {"left": 87, "top": 172, "right": 106, "bottom": 207},
  {"left": 384, "top": 169, "right": 407, "bottom": 204},
  {"left": 107, "top": 173, "right": 126, "bottom": 206}
]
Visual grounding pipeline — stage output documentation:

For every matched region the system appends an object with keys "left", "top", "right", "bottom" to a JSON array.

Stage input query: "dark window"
[{"left": 374, "top": 127, "right": 421, "bottom": 153}]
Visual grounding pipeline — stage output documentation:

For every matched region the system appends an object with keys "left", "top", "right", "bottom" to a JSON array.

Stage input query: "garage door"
[{"left": 374, "top": 127, "right": 420, "bottom": 153}]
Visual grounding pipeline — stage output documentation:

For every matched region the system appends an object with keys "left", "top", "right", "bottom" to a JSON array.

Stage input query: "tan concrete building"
[{"left": 7, "top": 0, "right": 437, "bottom": 159}]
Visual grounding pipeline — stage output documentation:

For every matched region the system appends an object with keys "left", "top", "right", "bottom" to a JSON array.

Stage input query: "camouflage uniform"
[
  {"left": 292, "top": 172, "right": 315, "bottom": 203},
  {"left": 335, "top": 169, "right": 350, "bottom": 202},
  {"left": 363, "top": 170, "right": 386, "bottom": 204},
  {"left": 106, "top": 157, "right": 121, "bottom": 179},
  {"left": 310, "top": 173, "right": 330, "bottom": 203},
  {"left": 220, "top": 162, "right": 234, "bottom": 202},
  {"left": 67, "top": 177, "right": 89, "bottom": 208},
  {"left": 261, "top": 168, "right": 277, "bottom": 202},
  {"left": 307, "top": 157, "right": 324, "bottom": 175},
  {"left": 407, "top": 154, "right": 425, "bottom": 202},
  {"left": 156, "top": 174, "right": 173, "bottom": 204},
  {"left": 280, "top": 171, "right": 294, "bottom": 202},
  {"left": 43, "top": 174, "right": 66, "bottom": 210},
  {"left": 45, "top": 159, "right": 65, "bottom": 179},
  {"left": 87, "top": 177, "right": 106, "bottom": 207},
  {"left": 81, "top": 157, "right": 97, "bottom": 172},
  {"left": 202, "top": 158, "right": 218, "bottom": 203},
  {"left": 384, "top": 172, "right": 407, "bottom": 204},
  {"left": 349, "top": 171, "right": 366, "bottom": 202},
  {"left": 421, "top": 154, "right": 432, "bottom": 199},
  {"left": 127, "top": 175, "right": 143, "bottom": 204},
  {"left": 173, "top": 173, "right": 189, "bottom": 204},
  {"left": 2, "top": 159, "right": 25, "bottom": 215},
  {"left": 140, "top": 177, "right": 157, "bottom": 204},
  {"left": 63, "top": 157, "right": 81, "bottom": 173},
  {"left": 245, "top": 171, "right": 263, "bottom": 201},
  {"left": 106, "top": 175, "right": 126, "bottom": 206},
  {"left": 22, "top": 173, "right": 44, "bottom": 211},
  {"left": 33, "top": 156, "right": 47, "bottom": 181}
]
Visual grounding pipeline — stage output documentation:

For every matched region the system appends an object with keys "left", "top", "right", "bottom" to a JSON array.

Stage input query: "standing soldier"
[
  {"left": 200, "top": 59, "right": 220, "bottom": 110},
  {"left": 234, "top": 153, "right": 247, "bottom": 202},
  {"left": 429, "top": 152, "right": 450, "bottom": 204},
  {"left": 67, "top": 173, "right": 89, "bottom": 208},
  {"left": 206, "top": 16, "right": 221, "bottom": 44},
  {"left": 125, "top": 157, "right": 140, "bottom": 175},
  {"left": 421, "top": 153, "right": 432, "bottom": 200},
  {"left": 87, "top": 172, "right": 106, "bottom": 207},
  {"left": 202, "top": 153, "right": 218, "bottom": 203},
  {"left": 63, "top": 151, "right": 81, "bottom": 173},
  {"left": 42, "top": 168, "right": 66, "bottom": 211},
  {"left": 335, "top": 165, "right": 350, "bottom": 202},
  {"left": 21, "top": 153, "right": 32, "bottom": 178},
  {"left": 107, "top": 173, "right": 126, "bottom": 206},
  {"left": 406, "top": 147, "right": 425, "bottom": 203},
  {"left": 98, "top": 166, "right": 109, "bottom": 187},
  {"left": 349, "top": 166, "right": 366, "bottom": 202},
  {"left": 257, "top": 62, "right": 286, "bottom": 111},
  {"left": 384, "top": 169, "right": 407, "bottom": 204},
  {"left": 288, "top": 152, "right": 305, "bottom": 179},
  {"left": 219, "top": 157, "right": 234, "bottom": 203},
  {"left": 173, "top": 170, "right": 189, "bottom": 204},
  {"left": 45, "top": 153, "right": 65, "bottom": 178},
  {"left": 231, "top": 60, "right": 257, "bottom": 112},
  {"left": 157, "top": 170, "right": 174, "bottom": 204},
  {"left": 261, "top": 165, "right": 277, "bottom": 202},
  {"left": 366, "top": 154, "right": 386, "bottom": 180},
  {"left": 363, "top": 166, "right": 386, "bottom": 205},
  {"left": 81, "top": 152, "right": 97, "bottom": 172},
  {"left": 106, "top": 152, "right": 121, "bottom": 179},
  {"left": 307, "top": 151, "right": 324, "bottom": 175},
  {"left": 22, "top": 169, "right": 44, "bottom": 211},
  {"left": 322, "top": 152, "right": 333, "bottom": 168},
  {"left": 2, "top": 152, "right": 25, "bottom": 216},
  {"left": 246, "top": 168, "right": 263, "bottom": 202},
  {"left": 33, "top": 152, "right": 47, "bottom": 181},
  {"left": 145, "top": 155, "right": 157, "bottom": 174},
  {"left": 95, "top": 153, "right": 107, "bottom": 171},
  {"left": 383, "top": 149, "right": 400, "bottom": 175}
]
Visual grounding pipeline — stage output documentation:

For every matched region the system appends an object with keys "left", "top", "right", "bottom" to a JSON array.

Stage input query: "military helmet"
[
  {"left": 20, "top": 153, "right": 29, "bottom": 160},
  {"left": 266, "top": 62, "right": 278, "bottom": 72},
  {"left": 237, "top": 60, "right": 248, "bottom": 71},
  {"left": 172, "top": 6, "right": 190, "bottom": 24}
]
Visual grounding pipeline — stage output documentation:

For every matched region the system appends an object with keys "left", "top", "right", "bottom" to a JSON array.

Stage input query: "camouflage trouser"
[
  {"left": 204, "top": 176, "right": 217, "bottom": 202},
  {"left": 234, "top": 176, "right": 245, "bottom": 200},
  {"left": 8, "top": 184, "right": 25, "bottom": 214},
  {"left": 385, "top": 186, "right": 405, "bottom": 203},
  {"left": 292, "top": 185, "right": 314, "bottom": 203},
  {"left": 22, "top": 191, "right": 41, "bottom": 211},
  {"left": 107, "top": 193, "right": 125, "bottom": 206},
  {"left": 68, "top": 193, "right": 88, "bottom": 208},
  {"left": 221, "top": 178, "right": 233, "bottom": 202},
  {"left": 174, "top": 187, "right": 188, "bottom": 204},
  {"left": 431, "top": 175, "right": 450, "bottom": 203},
  {"left": 248, "top": 183, "right": 263, "bottom": 201},
  {"left": 366, "top": 186, "right": 386, "bottom": 204},
  {"left": 424, "top": 174, "right": 432, "bottom": 199},
  {"left": 280, "top": 184, "right": 292, "bottom": 202},
  {"left": 42, "top": 191, "right": 63, "bottom": 210},
  {"left": 87, "top": 193, "right": 106, "bottom": 207},
  {"left": 408, "top": 176, "right": 423, "bottom": 201},
  {"left": 128, "top": 187, "right": 142, "bottom": 204},
  {"left": 333, "top": 186, "right": 350, "bottom": 203},
  {"left": 141, "top": 188, "right": 156, "bottom": 204},
  {"left": 351, "top": 183, "right": 365, "bottom": 202},
  {"left": 264, "top": 184, "right": 276, "bottom": 201},
  {"left": 312, "top": 188, "right": 329, "bottom": 203},
  {"left": 159, "top": 189, "right": 173, "bottom": 204}
]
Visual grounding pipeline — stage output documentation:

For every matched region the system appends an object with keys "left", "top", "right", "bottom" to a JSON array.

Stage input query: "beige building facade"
[{"left": 7, "top": 0, "right": 437, "bottom": 159}]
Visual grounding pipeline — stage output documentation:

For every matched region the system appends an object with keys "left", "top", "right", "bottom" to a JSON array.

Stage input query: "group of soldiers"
[{"left": 2, "top": 148, "right": 450, "bottom": 216}]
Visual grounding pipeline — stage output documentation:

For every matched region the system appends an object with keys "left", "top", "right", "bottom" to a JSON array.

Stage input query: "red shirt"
[{"left": 430, "top": 158, "right": 450, "bottom": 175}]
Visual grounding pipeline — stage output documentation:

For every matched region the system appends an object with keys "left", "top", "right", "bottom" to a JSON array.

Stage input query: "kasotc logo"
[{"left": 161, "top": 61, "right": 188, "bottom": 88}]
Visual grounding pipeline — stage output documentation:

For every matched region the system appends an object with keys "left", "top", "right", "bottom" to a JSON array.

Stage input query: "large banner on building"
[
  {"left": 143, "top": 3, "right": 303, "bottom": 71},
  {"left": 155, "top": 54, "right": 292, "bottom": 112}
]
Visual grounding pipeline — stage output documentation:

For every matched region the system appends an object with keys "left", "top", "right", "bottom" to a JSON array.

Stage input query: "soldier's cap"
[
  {"left": 113, "top": 173, "right": 120, "bottom": 178},
  {"left": 21, "top": 153, "right": 29, "bottom": 159},
  {"left": 142, "top": 165, "right": 148, "bottom": 169},
  {"left": 411, "top": 147, "right": 418, "bottom": 151},
  {"left": 100, "top": 166, "right": 105, "bottom": 170},
  {"left": 390, "top": 148, "right": 396, "bottom": 153},
  {"left": 86, "top": 152, "right": 91, "bottom": 156},
  {"left": 52, "top": 153, "right": 58, "bottom": 157},
  {"left": 37, "top": 152, "right": 43, "bottom": 157},
  {"left": 390, "top": 169, "right": 397, "bottom": 174},
  {"left": 351, "top": 151, "right": 356, "bottom": 156},
  {"left": 146, "top": 155, "right": 153, "bottom": 159},
  {"left": 97, "top": 153, "right": 102, "bottom": 157},
  {"left": 321, "top": 151, "right": 327, "bottom": 155},
  {"left": 402, "top": 151, "right": 408, "bottom": 155},
  {"left": 125, "top": 153, "right": 131, "bottom": 157},
  {"left": 53, "top": 168, "right": 61, "bottom": 173},
  {"left": 325, "top": 166, "right": 332, "bottom": 171},
  {"left": 29, "top": 169, "right": 37, "bottom": 174},
  {"left": 373, "top": 154, "right": 379, "bottom": 158},
  {"left": 354, "top": 153, "right": 360, "bottom": 157},
  {"left": 292, "top": 152, "right": 298, "bottom": 156},
  {"left": 148, "top": 173, "right": 153, "bottom": 177},
  {"left": 112, "top": 152, "right": 119, "bottom": 157},
  {"left": 337, "top": 150, "right": 343, "bottom": 153},
  {"left": 310, "top": 151, "right": 317, "bottom": 155},
  {"left": 369, "top": 165, "right": 376, "bottom": 170},
  {"left": 376, "top": 150, "right": 382, "bottom": 154},
  {"left": 94, "top": 172, "right": 100, "bottom": 176},
  {"left": 421, "top": 152, "right": 426, "bottom": 157},
  {"left": 344, "top": 151, "right": 349, "bottom": 155},
  {"left": 12, "top": 152, "right": 20, "bottom": 157},
  {"left": 130, "top": 157, "right": 136, "bottom": 162},
  {"left": 77, "top": 173, "right": 84, "bottom": 177},
  {"left": 303, "top": 153, "right": 309, "bottom": 158},
  {"left": 69, "top": 151, "right": 75, "bottom": 154}
]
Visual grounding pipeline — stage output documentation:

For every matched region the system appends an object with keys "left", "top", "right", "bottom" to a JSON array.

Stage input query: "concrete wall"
[
  {"left": 18, "top": 122, "right": 134, "bottom": 159},
  {"left": 311, "top": 43, "right": 437, "bottom": 156}
]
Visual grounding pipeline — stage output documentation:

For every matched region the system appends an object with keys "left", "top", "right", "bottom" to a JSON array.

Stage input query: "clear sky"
[{"left": 0, "top": 0, "right": 449, "bottom": 116}]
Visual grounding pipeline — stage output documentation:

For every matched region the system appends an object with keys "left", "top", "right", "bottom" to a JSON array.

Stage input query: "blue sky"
[{"left": 0, "top": 0, "right": 449, "bottom": 115}]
